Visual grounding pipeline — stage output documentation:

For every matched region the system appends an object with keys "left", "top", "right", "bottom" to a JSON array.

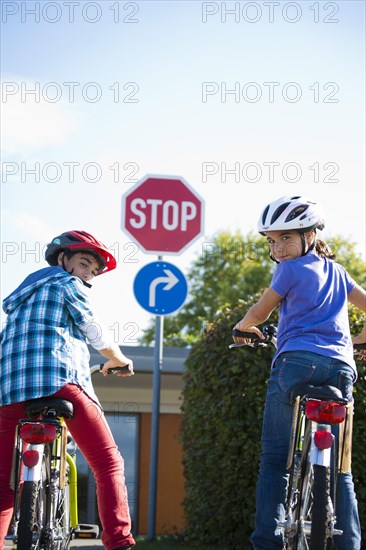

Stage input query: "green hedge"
[{"left": 181, "top": 298, "right": 366, "bottom": 549}]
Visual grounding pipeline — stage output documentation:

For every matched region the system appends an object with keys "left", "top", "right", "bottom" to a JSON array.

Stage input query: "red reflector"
[
  {"left": 305, "top": 400, "right": 346, "bottom": 424},
  {"left": 23, "top": 450, "right": 40, "bottom": 467},
  {"left": 314, "top": 430, "right": 333, "bottom": 450},
  {"left": 20, "top": 423, "right": 57, "bottom": 444}
]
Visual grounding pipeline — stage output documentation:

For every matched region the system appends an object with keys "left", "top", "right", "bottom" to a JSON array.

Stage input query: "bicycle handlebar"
[
  {"left": 231, "top": 329, "right": 264, "bottom": 340},
  {"left": 353, "top": 343, "right": 366, "bottom": 361},
  {"left": 90, "top": 364, "right": 134, "bottom": 376},
  {"left": 229, "top": 325, "right": 277, "bottom": 349},
  {"left": 230, "top": 325, "right": 366, "bottom": 358}
]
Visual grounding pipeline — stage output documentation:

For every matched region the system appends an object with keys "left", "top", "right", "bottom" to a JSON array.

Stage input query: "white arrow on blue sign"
[{"left": 133, "top": 261, "right": 188, "bottom": 315}]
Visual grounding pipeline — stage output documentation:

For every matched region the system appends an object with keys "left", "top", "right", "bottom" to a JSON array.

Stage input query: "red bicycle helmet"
[{"left": 45, "top": 230, "right": 117, "bottom": 275}]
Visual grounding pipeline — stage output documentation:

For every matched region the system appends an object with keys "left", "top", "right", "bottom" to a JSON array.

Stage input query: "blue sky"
[{"left": 1, "top": 0, "right": 365, "bottom": 342}]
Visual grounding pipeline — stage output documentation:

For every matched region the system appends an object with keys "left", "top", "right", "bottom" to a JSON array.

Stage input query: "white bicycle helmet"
[{"left": 258, "top": 195, "right": 325, "bottom": 235}]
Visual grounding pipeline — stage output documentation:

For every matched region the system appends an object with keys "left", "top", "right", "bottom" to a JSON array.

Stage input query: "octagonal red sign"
[{"left": 121, "top": 175, "right": 204, "bottom": 255}]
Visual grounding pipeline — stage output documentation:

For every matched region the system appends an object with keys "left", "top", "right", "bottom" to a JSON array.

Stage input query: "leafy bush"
[{"left": 181, "top": 299, "right": 366, "bottom": 549}]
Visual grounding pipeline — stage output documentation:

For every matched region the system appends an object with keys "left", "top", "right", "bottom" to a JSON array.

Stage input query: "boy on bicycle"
[
  {"left": 233, "top": 196, "right": 366, "bottom": 549},
  {"left": 0, "top": 230, "right": 135, "bottom": 550}
]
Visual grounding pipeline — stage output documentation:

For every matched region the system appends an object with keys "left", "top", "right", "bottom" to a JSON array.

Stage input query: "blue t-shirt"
[{"left": 270, "top": 251, "right": 356, "bottom": 370}]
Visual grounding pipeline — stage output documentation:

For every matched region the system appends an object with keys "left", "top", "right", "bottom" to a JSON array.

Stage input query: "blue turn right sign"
[{"left": 133, "top": 261, "right": 188, "bottom": 315}]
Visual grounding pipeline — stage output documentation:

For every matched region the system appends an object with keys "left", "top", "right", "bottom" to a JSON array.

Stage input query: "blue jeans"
[{"left": 250, "top": 351, "right": 361, "bottom": 550}]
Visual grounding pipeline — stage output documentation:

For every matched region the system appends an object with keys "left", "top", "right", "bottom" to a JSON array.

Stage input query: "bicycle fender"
[
  {"left": 309, "top": 435, "right": 331, "bottom": 467},
  {"left": 22, "top": 444, "right": 45, "bottom": 481}
]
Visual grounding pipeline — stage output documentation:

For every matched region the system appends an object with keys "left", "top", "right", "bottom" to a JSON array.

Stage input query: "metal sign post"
[{"left": 147, "top": 295, "right": 164, "bottom": 540}]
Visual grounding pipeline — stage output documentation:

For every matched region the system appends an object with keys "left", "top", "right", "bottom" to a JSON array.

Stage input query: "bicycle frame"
[
  {"left": 279, "top": 390, "right": 350, "bottom": 548},
  {"left": 230, "top": 326, "right": 361, "bottom": 550},
  {"left": 8, "top": 410, "right": 78, "bottom": 548}
]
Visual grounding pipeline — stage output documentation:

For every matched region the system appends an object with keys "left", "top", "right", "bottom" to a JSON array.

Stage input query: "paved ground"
[
  {"left": 69, "top": 540, "right": 103, "bottom": 548},
  {"left": 5, "top": 538, "right": 104, "bottom": 548}
]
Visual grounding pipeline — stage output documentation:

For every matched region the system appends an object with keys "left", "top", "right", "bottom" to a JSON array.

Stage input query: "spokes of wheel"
[{"left": 53, "top": 483, "right": 71, "bottom": 549}]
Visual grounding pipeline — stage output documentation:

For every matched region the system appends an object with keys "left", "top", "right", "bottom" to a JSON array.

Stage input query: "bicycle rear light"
[
  {"left": 20, "top": 423, "right": 57, "bottom": 444},
  {"left": 305, "top": 400, "right": 346, "bottom": 424},
  {"left": 22, "top": 450, "right": 40, "bottom": 467},
  {"left": 314, "top": 430, "right": 334, "bottom": 450}
]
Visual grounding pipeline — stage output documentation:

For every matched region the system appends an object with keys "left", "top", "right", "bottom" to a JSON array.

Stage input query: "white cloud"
[
  {"left": 1, "top": 77, "right": 82, "bottom": 157},
  {"left": 11, "top": 212, "right": 55, "bottom": 242}
]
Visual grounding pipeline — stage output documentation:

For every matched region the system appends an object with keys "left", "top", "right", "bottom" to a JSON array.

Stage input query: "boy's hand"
[{"left": 101, "top": 359, "right": 134, "bottom": 377}]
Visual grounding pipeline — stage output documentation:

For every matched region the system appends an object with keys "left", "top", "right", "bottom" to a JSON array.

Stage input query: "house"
[{"left": 80, "top": 345, "right": 190, "bottom": 536}]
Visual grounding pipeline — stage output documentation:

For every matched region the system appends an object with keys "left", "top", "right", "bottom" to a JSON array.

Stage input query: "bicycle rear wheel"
[
  {"left": 297, "top": 461, "right": 331, "bottom": 550},
  {"left": 17, "top": 453, "right": 48, "bottom": 549},
  {"left": 310, "top": 465, "right": 331, "bottom": 548}
]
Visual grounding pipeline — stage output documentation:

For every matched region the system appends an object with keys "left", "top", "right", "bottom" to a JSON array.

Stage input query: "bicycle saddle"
[
  {"left": 290, "top": 384, "right": 346, "bottom": 404},
  {"left": 25, "top": 397, "right": 74, "bottom": 419}
]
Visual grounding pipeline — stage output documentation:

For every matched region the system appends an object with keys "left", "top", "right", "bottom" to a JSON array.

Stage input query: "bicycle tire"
[
  {"left": 17, "top": 477, "right": 46, "bottom": 549},
  {"left": 310, "top": 465, "right": 331, "bottom": 550},
  {"left": 17, "top": 444, "right": 53, "bottom": 549},
  {"left": 297, "top": 461, "right": 331, "bottom": 550}
]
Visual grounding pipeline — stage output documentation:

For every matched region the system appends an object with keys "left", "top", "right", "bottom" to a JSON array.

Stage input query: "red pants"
[{"left": 0, "top": 384, "right": 135, "bottom": 550}]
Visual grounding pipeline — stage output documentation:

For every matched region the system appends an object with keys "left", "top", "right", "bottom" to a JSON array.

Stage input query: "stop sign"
[{"left": 121, "top": 175, "right": 204, "bottom": 254}]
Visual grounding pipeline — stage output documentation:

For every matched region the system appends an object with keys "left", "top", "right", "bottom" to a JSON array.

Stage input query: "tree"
[
  {"left": 139, "top": 231, "right": 273, "bottom": 346},
  {"left": 327, "top": 236, "right": 366, "bottom": 286},
  {"left": 139, "top": 231, "right": 365, "bottom": 347}
]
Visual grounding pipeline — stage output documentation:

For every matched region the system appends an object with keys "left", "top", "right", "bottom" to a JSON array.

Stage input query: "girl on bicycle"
[
  {"left": 0, "top": 230, "right": 136, "bottom": 550},
  {"left": 233, "top": 196, "right": 365, "bottom": 550}
]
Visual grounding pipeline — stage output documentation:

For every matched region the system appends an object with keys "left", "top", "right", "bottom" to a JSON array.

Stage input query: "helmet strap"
[
  {"left": 269, "top": 252, "right": 279, "bottom": 264},
  {"left": 300, "top": 230, "right": 316, "bottom": 256},
  {"left": 60, "top": 252, "right": 73, "bottom": 275},
  {"left": 300, "top": 233, "right": 307, "bottom": 256}
]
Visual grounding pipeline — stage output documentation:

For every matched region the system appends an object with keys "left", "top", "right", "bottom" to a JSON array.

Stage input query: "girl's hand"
[
  {"left": 352, "top": 323, "right": 366, "bottom": 346},
  {"left": 352, "top": 334, "right": 366, "bottom": 361},
  {"left": 352, "top": 334, "right": 366, "bottom": 346},
  {"left": 232, "top": 324, "right": 265, "bottom": 344}
]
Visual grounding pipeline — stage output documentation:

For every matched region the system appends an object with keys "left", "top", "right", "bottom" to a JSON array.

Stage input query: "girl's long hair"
[{"left": 315, "top": 239, "right": 336, "bottom": 259}]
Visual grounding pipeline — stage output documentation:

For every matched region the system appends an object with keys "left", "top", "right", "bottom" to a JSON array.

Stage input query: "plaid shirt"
[{"left": 0, "top": 267, "right": 101, "bottom": 406}]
